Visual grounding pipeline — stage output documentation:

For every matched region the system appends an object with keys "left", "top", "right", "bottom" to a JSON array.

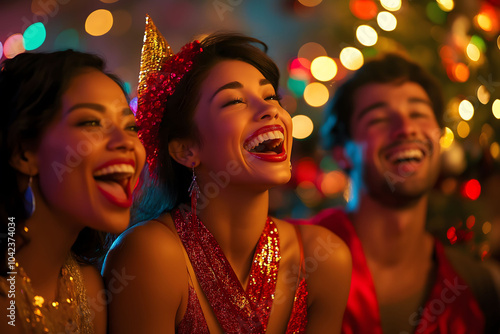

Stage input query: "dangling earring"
[
  {"left": 187, "top": 163, "right": 200, "bottom": 224},
  {"left": 24, "top": 175, "right": 35, "bottom": 217},
  {"left": 289, "top": 161, "right": 293, "bottom": 172}
]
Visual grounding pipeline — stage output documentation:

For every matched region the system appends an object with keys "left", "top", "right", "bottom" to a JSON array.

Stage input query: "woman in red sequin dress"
[{"left": 103, "top": 16, "right": 352, "bottom": 334}]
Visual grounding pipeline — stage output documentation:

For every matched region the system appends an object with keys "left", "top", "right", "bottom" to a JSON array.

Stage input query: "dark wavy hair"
[
  {"left": 321, "top": 53, "right": 444, "bottom": 149},
  {"left": 0, "top": 50, "right": 127, "bottom": 275},
  {"left": 132, "top": 32, "right": 281, "bottom": 223}
]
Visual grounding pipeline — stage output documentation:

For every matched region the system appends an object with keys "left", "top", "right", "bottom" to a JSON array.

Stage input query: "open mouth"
[
  {"left": 386, "top": 149, "right": 425, "bottom": 165},
  {"left": 243, "top": 125, "right": 287, "bottom": 162},
  {"left": 93, "top": 163, "right": 135, "bottom": 208}
]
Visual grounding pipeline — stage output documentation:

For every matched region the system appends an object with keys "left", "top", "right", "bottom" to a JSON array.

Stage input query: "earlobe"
[
  {"left": 9, "top": 150, "right": 39, "bottom": 176},
  {"left": 168, "top": 139, "right": 200, "bottom": 168}
]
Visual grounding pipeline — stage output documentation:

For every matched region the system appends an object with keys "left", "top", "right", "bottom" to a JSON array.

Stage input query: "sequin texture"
[
  {"left": 173, "top": 208, "right": 280, "bottom": 333},
  {"left": 136, "top": 15, "right": 203, "bottom": 173}
]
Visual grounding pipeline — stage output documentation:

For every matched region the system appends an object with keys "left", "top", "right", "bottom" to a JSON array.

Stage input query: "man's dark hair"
[{"left": 322, "top": 53, "right": 444, "bottom": 149}]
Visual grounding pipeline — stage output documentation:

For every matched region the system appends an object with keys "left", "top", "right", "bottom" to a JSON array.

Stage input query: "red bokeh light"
[
  {"left": 461, "top": 179, "right": 481, "bottom": 200},
  {"left": 349, "top": 0, "right": 378, "bottom": 20}
]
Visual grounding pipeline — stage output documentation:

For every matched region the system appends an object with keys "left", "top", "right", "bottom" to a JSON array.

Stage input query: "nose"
[
  {"left": 107, "top": 125, "right": 135, "bottom": 151},
  {"left": 392, "top": 114, "right": 417, "bottom": 140},
  {"left": 254, "top": 100, "right": 279, "bottom": 121}
]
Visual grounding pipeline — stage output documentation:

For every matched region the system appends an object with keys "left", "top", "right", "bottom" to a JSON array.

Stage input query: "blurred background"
[{"left": 1, "top": 0, "right": 499, "bottom": 260}]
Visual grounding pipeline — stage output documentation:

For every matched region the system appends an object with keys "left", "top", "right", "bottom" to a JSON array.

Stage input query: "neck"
[
  {"left": 195, "top": 183, "right": 270, "bottom": 283},
  {"left": 350, "top": 193, "right": 433, "bottom": 267},
  {"left": 16, "top": 195, "right": 82, "bottom": 300}
]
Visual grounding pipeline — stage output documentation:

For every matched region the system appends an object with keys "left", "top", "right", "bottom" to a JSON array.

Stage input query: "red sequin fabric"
[
  {"left": 173, "top": 208, "right": 308, "bottom": 333},
  {"left": 136, "top": 40, "right": 203, "bottom": 172}
]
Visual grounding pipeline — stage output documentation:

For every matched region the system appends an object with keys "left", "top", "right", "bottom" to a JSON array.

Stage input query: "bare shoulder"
[
  {"left": 294, "top": 223, "right": 352, "bottom": 333},
  {"left": 299, "top": 224, "right": 351, "bottom": 267},
  {"left": 102, "top": 213, "right": 187, "bottom": 333}
]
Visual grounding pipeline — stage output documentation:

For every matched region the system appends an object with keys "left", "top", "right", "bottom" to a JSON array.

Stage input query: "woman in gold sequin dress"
[
  {"left": 0, "top": 50, "right": 145, "bottom": 333},
  {"left": 103, "top": 16, "right": 352, "bottom": 334}
]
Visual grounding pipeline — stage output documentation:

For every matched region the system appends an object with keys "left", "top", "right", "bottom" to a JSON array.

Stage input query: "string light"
[
  {"left": 458, "top": 100, "right": 474, "bottom": 121},
  {"left": 339, "top": 47, "right": 363, "bottom": 70},
  {"left": 310, "top": 56, "right": 337, "bottom": 81},
  {"left": 377, "top": 11, "right": 397, "bottom": 31},
  {"left": 292, "top": 115, "right": 314, "bottom": 139}
]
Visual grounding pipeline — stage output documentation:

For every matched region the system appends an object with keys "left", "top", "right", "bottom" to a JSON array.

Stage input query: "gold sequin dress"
[{"left": 0, "top": 254, "right": 94, "bottom": 333}]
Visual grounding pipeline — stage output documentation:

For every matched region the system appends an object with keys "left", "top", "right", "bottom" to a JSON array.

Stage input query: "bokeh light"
[
  {"left": 447, "top": 226, "right": 457, "bottom": 244},
  {"left": 457, "top": 121, "right": 470, "bottom": 138},
  {"left": 466, "top": 215, "right": 475, "bottom": 229},
  {"left": 0, "top": 42, "right": 3, "bottom": 61},
  {"left": 498, "top": 35, "right": 500, "bottom": 50},
  {"left": 320, "top": 171, "right": 348, "bottom": 197},
  {"left": 356, "top": 25, "right": 378, "bottom": 47},
  {"left": 4, "top": 34, "right": 25, "bottom": 59},
  {"left": 85, "top": 9, "right": 113, "bottom": 36},
  {"left": 289, "top": 57, "right": 311, "bottom": 80},
  {"left": 453, "top": 63, "right": 469, "bottom": 82},
  {"left": 298, "top": 42, "right": 327, "bottom": 67},
  {"left": 54, "top": 29, "right": 80, "bottom": 50},
  {"left": 292, "top": 115, "right": 314, "bottom": 139},
  {"left": 349, "top": 0, "right": 378, "bottom": 20},
  {"left": 437, "top": 0, "right": 454, "bottom": 12},
  {"left": 377, "top": 11, "right": 397, "bottom": 31},
  {"left": 298, "top": 0, "right": 323, "bottom": 7},
  {"left": 340, "top": 47, "right": 364, "bottom": 70},
  {"left": 482, "top": 221, "right": 492, "bottom": 235},
  {"left": 477, "top": 85, "right": 490, "bottom": 104},
  {"left": 462, "top": 179, "right": 481, "bottom": 200},
  {"left": 471, "top": 35, "right": 486, "bottom": 52},
  {"left": 440, "top": 127, "right": 454, "bottom": 149},
  {"left": 458, "top": 99, "right": 474, "bottom": 121},
  {"left": 475, "top": 12, "right": 493, "bottom": 32},
  {"left": 466, "top": 43, "right": 480, "bottom": 61},
  {"left": 380, "top": 0, "right": 401, "bottom": 11},
  {"left": 310, "top": 56, "right": 337, "bottom": 81},
  {"left": 23, "top": 22, "right": 46, "bottom": 51},
  {"left": 303, "top": 82, "right": 329, "bottom": 107},
  {"left": 287, "top": 77, "right": 308, "bottom": 97},
  {"left": 295, "top": 158, "right": 318, "bottom": 184},
  {"left": 492, "top": 99, "right": 500, "bottom": 119},
  {"left": 490, "top": 142, "right": 500, "bottom": 159}
]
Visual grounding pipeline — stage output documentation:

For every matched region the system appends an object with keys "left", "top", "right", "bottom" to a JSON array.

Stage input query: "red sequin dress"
[{"left": 172, "top": 208, "right": 308, "bottom": 334}]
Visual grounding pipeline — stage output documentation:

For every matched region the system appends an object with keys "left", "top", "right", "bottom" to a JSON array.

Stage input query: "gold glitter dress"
[{"left": 0, "top": 255, "right": 94, "bottom": 333}]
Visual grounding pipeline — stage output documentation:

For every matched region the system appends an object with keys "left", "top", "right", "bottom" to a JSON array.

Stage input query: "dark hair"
[
  {"left": 0, "top": 50, "right": 126, "bottom": 274},
  {"left": 321, "top": 53, "right": 444, "bottom": 149},
  {"left": 132, "top": 33, "right": 281, "bottom": 223}
]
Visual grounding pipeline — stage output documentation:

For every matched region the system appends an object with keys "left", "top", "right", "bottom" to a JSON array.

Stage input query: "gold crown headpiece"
[{"left": 136, "top": 15, "right": 203, "bottom": 173}]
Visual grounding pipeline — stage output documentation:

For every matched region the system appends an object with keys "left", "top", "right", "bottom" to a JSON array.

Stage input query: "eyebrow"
[
  {"left": 210, "top": 78, "right": 272, "bottom": 101},
  {"left": 66, "top": 103, "right": 133, "bottom": 116},
  {"left": 355, "top": 97, "right": 433, "bottom": 121}
]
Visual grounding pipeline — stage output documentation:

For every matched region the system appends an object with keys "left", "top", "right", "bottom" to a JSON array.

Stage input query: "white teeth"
[
  {"left": 244, "top": 131, "right": 284, "bottom": 151},
  {"left": 389, "top": 149, "right": 423, "bottom": 163},
  {"left": 94, "top": 164, "right": 135, "bottom": 177}
]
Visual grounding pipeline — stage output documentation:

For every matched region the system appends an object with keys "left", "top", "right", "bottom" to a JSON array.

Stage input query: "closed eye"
[
  {"left": 265, "top": 94, "right": 282, "bottom": 102},
  {"left": 222, "top": 98, "right": 245, "bottom": 107},
  {"left": 367, "top": 117, "right": 388, "bottom": 126},
  {"left": 77, "top": 120, "right": 101, "bottom": 127}
]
